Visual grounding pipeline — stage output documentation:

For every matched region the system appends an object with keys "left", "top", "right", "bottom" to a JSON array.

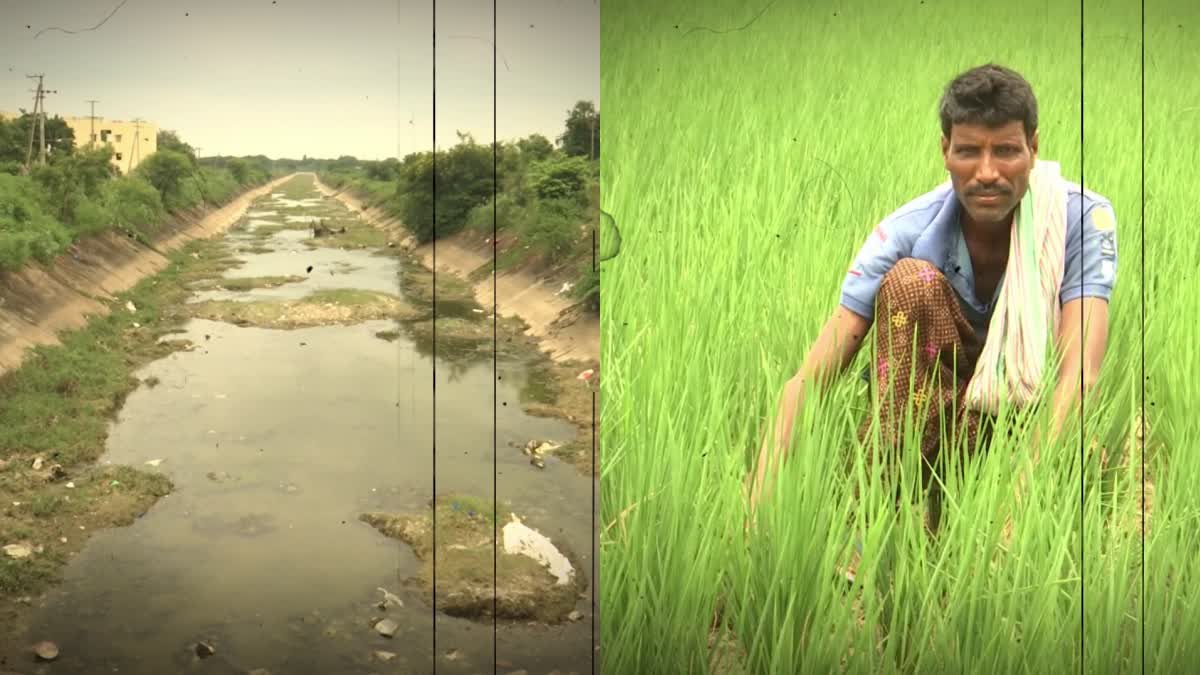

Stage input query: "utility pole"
[
  {"left": 33, "top": 76, "right": 57, "bottom": 165},
  {"left": 128, "top": 118, "right": 143, "bottom": 173},
  {"left": 86, "top": 99, "right": 99, "bottom": 147},
  {"left": 23, "top": 75, "right": 42, "bottom": 172}
]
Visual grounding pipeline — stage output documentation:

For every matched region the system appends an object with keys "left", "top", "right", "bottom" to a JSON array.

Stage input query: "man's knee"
[
  {"left": 879, "top": 258, "right": 944, "bottom": 296},
  {"left": 875, "top": 258, "right": 951, "bottom": 323}
]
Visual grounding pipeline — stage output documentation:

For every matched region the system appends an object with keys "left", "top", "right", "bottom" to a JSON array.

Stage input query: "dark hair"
[{"left": 938, "top": 63, "right": 1038, "bottom": 145}]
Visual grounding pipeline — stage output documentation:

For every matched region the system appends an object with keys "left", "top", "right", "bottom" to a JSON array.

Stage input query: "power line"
[{"left": 35, "top": 0, "right": 129, "bottom": 39}]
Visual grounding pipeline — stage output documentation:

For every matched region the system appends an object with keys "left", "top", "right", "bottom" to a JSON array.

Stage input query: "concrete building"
[
  {"left": 0, "top": 110, "right": 158, "bottom": 174},
  {"left": 61, "top": 115, "right": 158, "bottom": 174}
]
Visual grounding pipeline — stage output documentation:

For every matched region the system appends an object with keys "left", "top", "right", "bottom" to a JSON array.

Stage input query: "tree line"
[
  {"left": 0, "top": 112, "right": 276, "bottom": 272},
  {"left": 0, "top": 99, "right": 600, "bottom": 315},
  {"left": 317, "top": 100, "right": 601, "bottom": 313}
]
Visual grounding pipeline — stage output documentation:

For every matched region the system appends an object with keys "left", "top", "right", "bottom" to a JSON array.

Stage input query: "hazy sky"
[{"left": 0, "top": 0, "right": 599, "bottom": 160}]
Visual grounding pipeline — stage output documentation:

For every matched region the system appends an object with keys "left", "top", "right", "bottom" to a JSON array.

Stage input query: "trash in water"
[
  {"left": 145, "top": 459, "right": 164, "bottom": 467},
  {"left": 502, "top": 514, "right": 573, "bottom": 585},
  {"left": 3, "top": 543, "right": 33, "bottom": 559},
  {"left": 125, "top": 301, "right": 137, "bottom": 313},
  {"left": 374, "top": 618, "right": 399, "bottom": 638},
  {"left": 33, "top": 640, "right": 59, "bottom": 661},
  {"left": 376, "top": 587, "right": 403, "bottom": 608}
]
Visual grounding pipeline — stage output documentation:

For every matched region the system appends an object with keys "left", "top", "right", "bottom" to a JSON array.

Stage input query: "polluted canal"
[{"left": 2, "top": 175, "right": 599, "bottom": 674}]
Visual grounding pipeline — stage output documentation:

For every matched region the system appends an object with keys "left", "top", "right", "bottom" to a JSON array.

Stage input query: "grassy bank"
[
  {"left": 317, "top": 148, "right": 601, "bottom": 315},
  {"left": 600, "top": 1, "right": 1178, "bottom": 673},
  {"left": 0, "top": 122, "right": 281, "bottom": 274},
  {"left": 0, "top": 228, "right": 246, "bottom": 614}
]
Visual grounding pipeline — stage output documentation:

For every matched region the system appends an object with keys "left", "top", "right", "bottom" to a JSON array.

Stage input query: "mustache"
[{"left": 971, "top": 188, "right": 1008, "bottom": 197}]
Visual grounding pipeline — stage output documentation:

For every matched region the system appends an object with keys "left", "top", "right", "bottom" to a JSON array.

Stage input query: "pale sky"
[{"left": 0, "top": 0, "right": 599, "bottom": 160}]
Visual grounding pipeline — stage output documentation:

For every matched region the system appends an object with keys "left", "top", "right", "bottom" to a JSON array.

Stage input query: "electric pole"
[
  {"left": 86, "top": 99, "right": 99, "bottom": 147},
  {"left": 129, "top": 118, "right": 143, "bottom": 173},
  {"left": 32, "top": 76, "right": 57, "bottom": 165},
  {"left": 23, "top": 75, "right": 42, "bottom": 172}
]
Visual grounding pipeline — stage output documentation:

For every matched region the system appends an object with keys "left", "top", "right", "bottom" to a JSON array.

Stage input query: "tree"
[
  {"left": 557, "top": 101, "right": 599, "bottom": 159},
  {"left": 394, "top": 141, "right": 494, "bottom": 243},
  {"left": 29, "top": 145, "right": 116, "bottom": 226},
  {"left": 226, "top": 157, "right": 249, "bottom": 184},
  {"left": 365, "top": 158, "right": 400, "bottom": 181},
  {"left": 517, "top": 134, "right": 555, "bottom": 163},
  {"left": 135, "top": 149, "right": 194, "bottom": 208},
  {"left": 331, "top": 155, "right": 358, "bottom": 172},
  {"left": 396, "top": 152, "right": 435, "bottom": 241},
  {"left": 157, "top": 130, "right": 195, "bottom": 163},
  {"left": 0, "top": 118, "right": 30, "bottom": 173},
  {"left": 0, "top": 112, "right": 76, "bottom": 169},
  {"left": 527, "top": 154, "right": 589, "bottom": 206},
  {"left": 438, "top": 140, "right": 495, "bottom": 233}
]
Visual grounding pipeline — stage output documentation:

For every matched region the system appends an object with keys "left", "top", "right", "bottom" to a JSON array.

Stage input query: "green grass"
[
  {"left": 204, "top": 275, "right": 305, "bottom": 291},
  {"left": 600, "top": 1, "right": 1191, "bottom": 673},
  {"left": 0, "top": 236, "right": 236, "bottom": 602},
  {"left": 0, "top": 238, "right": 238, "bottom": 465},
  {"left": 305, "top": 288, "right": 396, "bottom": 306},
  {"left": 277, "top": 174, "right": 316, "bottom": 200}
]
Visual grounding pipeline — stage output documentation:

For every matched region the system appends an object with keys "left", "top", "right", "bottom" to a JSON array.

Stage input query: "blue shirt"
[{"left": 841, "top": 178, "right": 1118, "bottom": 349}]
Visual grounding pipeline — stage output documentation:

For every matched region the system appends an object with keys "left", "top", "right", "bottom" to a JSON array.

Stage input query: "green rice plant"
[{"left": 599, "top": 0, "right": 1187, "bottom": 672}]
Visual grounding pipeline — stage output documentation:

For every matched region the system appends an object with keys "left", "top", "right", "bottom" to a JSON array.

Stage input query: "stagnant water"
[{"left": 2, "top": 183, "right": 599, "bottom": 674}]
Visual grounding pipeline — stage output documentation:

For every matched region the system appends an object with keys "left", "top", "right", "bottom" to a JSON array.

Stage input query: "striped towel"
[{"left": 962, "top": 159, "right": 1068, "bottom": 414}]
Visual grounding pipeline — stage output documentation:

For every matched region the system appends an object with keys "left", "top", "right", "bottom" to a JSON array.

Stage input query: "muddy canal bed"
[{"left": 1, "top": 178, "right": 598, "bottom": 674}]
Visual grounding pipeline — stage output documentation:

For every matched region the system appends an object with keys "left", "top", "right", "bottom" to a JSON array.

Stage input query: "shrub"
[
  {"left": 466, "top": 192, "right": 523, "bottom": 235},
  {"left": 196, "top": 167, "right": 238, "bottom": 206},
  {"left": 522, "top": 197, "right": 582, "bottom": 260},
  {"left": 165, "top": 175, "right": 204, "bottom": 212},
  {"left": 102, "top": 176, "right": 166, "bottom": 239},
  {"left": 0, "top": 174, "right": 71, "bottom": 271}
]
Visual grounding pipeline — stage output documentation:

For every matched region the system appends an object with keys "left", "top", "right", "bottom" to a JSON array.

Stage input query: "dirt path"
[
  {"left": 313, "top": 177, "right": 600, "bottom": 365},
  {"left": 0, "top": 175, "right": 294, "bottom": 377}
]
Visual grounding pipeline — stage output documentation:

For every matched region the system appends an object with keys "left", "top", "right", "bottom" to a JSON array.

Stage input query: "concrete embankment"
[
  {"left": 313, "top": 177, "right": 600, "bottom": 365},
  {"left": 0, "top": 175, "right": 294, "bottom": 377}
]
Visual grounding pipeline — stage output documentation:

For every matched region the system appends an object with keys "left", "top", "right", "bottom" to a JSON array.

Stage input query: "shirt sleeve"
[
  {"left": 1061, "top": 199, "right": 1117, "bottom": 305},
  {"left": 839, "top": 215, "right": 914, "bottom": 320}
]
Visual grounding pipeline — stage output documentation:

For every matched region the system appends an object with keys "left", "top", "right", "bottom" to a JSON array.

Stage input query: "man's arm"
[
  {"left": 747, "top": 306, "right": 872, "bottom": 513},
  {"left": 1047, "top": 297, "right": 1110, "bottom": 444}
]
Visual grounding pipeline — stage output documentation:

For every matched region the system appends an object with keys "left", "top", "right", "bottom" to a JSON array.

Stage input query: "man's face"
[{"left": 941, "top": 120, "right": 1038, "bottom": 230}]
